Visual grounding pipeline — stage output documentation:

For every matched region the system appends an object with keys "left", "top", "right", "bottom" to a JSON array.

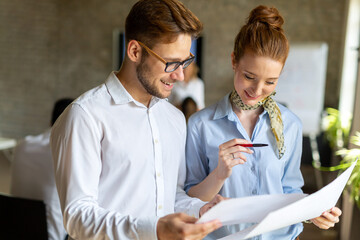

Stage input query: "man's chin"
[
  {"left": 152, "top": 92, "right": 171, "bottom": 99},
  {"left": 158, "top": 90, "right": 172, "bottom": 99}
]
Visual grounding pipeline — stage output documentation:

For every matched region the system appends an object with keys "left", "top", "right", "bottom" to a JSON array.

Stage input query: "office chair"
[{"left": 0, "top": 193, "right": 48, "bottom": 240}]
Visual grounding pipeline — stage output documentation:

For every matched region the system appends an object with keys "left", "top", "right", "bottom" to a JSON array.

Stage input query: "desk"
[
  {"left": 0, "top": 137, "right": 16, "bottom": 150},
  {"left": 0, "top": 137, "right": 17, "bottom": 161}
]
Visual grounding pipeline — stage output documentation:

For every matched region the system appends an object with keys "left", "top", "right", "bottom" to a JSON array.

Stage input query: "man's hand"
[
  {"left": 157, "top": 213, "right": 221, "bottom": 240},
  {"left": 311, "top": 207, "right": 342, "bottom": 229},
  {"left": 199, "top": 194, "right": 227, "bottom": 217}
]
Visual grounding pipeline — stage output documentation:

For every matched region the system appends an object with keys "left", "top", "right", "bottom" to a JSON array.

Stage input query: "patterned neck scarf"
[{"left": 230, "top": 89, "right": 285, "bottom": 159}]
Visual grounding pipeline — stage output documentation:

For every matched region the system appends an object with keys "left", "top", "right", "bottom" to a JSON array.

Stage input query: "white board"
[{"left": 274, "top": 43, "right": 328, "bottom": 135}]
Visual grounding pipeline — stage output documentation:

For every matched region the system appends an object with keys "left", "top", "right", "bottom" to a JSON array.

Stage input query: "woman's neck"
[{"left": 232, "top": 102, "right": 264, "bottom": 138}]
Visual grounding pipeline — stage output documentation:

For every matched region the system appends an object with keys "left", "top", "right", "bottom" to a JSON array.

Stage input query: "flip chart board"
[{"left": 274, "top": 43, "right": 328, "bottom": 135}]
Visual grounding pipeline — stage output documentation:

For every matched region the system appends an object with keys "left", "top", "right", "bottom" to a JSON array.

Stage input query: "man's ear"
[{"left": 127, "top": 40, "right": 142, "bottom": 63}]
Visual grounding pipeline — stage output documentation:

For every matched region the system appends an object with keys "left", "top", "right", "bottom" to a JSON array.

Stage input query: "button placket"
[{"left": 148, "top": 108, "right": 165, "bottom": 216}]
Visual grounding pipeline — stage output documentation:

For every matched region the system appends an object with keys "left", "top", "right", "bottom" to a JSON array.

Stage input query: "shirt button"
[
  {"left": 157, "top": 172, "right": 161, "bottom": 177},
  {"left": 158, "top": 205, "right": 163, "bottom": 210},
  {"left": 252, "top": 189, "right": 257, "bottom": 195},
  {"left": 251, "top": 166, "right": 255, "bottom": 172},
  {"left": 154, "top": 139, "right": 159, "bottom": 144}
]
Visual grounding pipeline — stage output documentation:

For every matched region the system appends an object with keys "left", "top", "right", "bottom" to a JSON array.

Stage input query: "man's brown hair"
[{"left": 125, "top": 0, "right": 203, "bottom": 48}]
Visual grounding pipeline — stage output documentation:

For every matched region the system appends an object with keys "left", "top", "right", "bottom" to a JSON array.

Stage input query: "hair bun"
[{"left": 247, "top": 5, "right": 284, "bottom": 31}]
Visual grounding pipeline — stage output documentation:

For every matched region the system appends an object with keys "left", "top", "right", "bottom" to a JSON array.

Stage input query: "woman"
[{"left": 185, "top": 5, "right": 341, "bottom": 239}]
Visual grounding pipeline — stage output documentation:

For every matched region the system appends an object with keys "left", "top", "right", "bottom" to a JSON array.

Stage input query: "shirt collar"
[
  {"left": 213, "top": 93, "right": 233, "bottom": 120},
  {"left": 105, "top": 71, "right": 164, "bottom": 107},
  {"left": 213, "top": 92, "right": 268, "bottom": 120}
]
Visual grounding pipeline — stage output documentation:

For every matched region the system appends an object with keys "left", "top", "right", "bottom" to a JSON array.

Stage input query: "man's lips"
[{"left": 160, "top": 79, "right": 174, "bottom": 86}]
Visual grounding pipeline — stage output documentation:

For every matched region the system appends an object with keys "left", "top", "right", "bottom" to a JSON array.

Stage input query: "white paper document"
[{"left": 198, "top": 160, "right": 357, "bottom": 240}]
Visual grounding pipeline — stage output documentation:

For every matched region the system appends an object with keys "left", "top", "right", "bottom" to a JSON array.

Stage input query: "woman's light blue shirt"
[{"left": 185, "top": 93, "right": 304, "bottom": 240}]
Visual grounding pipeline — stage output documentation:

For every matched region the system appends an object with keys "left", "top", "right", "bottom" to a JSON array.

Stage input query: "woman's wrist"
[{"left": 213, "top": 167, "right": 228, "bottom": 182}]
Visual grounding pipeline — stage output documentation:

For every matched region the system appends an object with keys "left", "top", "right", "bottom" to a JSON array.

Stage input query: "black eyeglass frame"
[{"left": 137, "top": 41, "right": 195, "bottom": 73}]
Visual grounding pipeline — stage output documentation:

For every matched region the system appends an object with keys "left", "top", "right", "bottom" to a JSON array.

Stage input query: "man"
[
  {"left": 11, "top": 98, "right": 73, "bottom": 240},
  {"left": 50, "top": 0, "right": 221, "bottom": 239}
]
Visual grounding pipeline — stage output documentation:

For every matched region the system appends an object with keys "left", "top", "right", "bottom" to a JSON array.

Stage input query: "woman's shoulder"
[
  {"left": 188, "top": 99, "right": 223, "bottom": 126},
  {"left": 277, "top": 102, "right": 302, "bottom": 127},
  {"left": 189, "top": 103, "right": 215, "bottom": 120}
]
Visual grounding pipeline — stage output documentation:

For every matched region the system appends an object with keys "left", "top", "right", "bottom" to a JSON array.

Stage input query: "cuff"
[
  {"left": 189, "top": 199, "right": 208, "bottom": 219},
  {"left": 135, "top": 216, "right": 160, "bottom": 240}
]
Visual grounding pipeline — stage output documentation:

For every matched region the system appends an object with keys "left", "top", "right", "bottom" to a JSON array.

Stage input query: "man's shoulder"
[
  {"left": 73, "top": 83, "right": 107, "bottom": 107},
  {"left": 160, "top": 100, "right": 186, "bottom": 125},
  {"left": 162, "top": 100, "right": 183, "bottom": 113}
]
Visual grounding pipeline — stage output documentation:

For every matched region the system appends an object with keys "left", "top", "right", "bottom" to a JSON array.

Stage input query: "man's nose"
[{"left": 170, "top": 65, "right": 185, "bottom": 81}]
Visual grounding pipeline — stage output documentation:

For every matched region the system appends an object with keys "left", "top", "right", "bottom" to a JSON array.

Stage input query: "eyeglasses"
[{"left": 137, "top": 41, "right": 195, "bottom": 73}]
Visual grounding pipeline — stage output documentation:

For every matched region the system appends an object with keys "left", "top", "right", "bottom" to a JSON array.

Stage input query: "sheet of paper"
[
  {"left": 197, "top": 160, "right": 357, "bottom": 240},
  {"left": 197, "top": 193, "right": 307, "bottom": 225}
]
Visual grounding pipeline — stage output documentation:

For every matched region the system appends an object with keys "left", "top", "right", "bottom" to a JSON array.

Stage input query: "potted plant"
[
  {"left": 317, "top": 108, "right": 358, "bottom": 240},
  {"left": 335, "top": 132, "right": 360, "bottom": 240},
  {"left": 321, "top": 107, "right": 352, "bottom": 151},
  {"left": 335, "top": 132, "right": 360, "bottom": 208},
  {"left": 319, "top": 108, "right": 358, "bottom": 205}
]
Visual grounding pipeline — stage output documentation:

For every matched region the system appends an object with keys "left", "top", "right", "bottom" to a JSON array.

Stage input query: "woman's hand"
[
  {"left": 215, "top": 138, "right": 254, "bottom": 180},
  {"left": 310, "top": 207, "right": 342, "bottom": 229},
  {"left": 188, "top": 139, "right": 253, "bottom": 201}
]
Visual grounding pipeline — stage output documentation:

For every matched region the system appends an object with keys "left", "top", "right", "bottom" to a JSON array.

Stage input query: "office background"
[
  {"left": 0, "top": 0, "right": 359, "bottom": 239},
  {"left": 0, "top": 0, "right": 350, "bottom": 139}
]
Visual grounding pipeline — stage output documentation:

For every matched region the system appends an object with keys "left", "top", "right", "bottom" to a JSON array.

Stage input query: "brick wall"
[
  {"left": 0, "top": 0, "right": 59, "bottom": 138},
  {"left": 0, "top": 0, "right": 346, "bottom": 139}
]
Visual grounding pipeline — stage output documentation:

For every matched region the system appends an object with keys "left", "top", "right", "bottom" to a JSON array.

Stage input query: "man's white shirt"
[{"left": 50, "top": 72, "right": 205, "bottom": 240}]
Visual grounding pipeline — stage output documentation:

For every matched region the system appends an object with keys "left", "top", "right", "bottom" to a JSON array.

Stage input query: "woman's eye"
[
  {"left": 266, "top": 81, "right": 275, "bottom": 85},
  {"left": 244, "top": 74, "right": 255, "bottom": 80}
]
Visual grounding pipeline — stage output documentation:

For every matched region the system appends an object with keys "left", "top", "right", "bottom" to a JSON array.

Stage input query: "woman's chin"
[{"left": 243, "top": 100, "right": 258, "bottom": 106}]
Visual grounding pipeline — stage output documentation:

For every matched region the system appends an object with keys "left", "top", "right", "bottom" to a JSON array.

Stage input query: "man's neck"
[{"left": 115, "top": 67, "right": 152, "bottom": 107}]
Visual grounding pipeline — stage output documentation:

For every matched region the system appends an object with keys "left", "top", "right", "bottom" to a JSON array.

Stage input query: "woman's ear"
[
  {"left": 231, "top": 52, "right": 237, "bottom": 71},
  {"left": 127, "top": 40, "right": 142, "bottom": 63}
]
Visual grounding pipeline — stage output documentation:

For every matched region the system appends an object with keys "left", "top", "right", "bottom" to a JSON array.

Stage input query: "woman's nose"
[{"left": 252, "top": 82, "right": 263, "bottom": 96}]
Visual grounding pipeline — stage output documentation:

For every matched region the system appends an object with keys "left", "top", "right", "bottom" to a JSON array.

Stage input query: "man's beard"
[{"left": 136, "top": 60, "right": 167, "bottom": 99}]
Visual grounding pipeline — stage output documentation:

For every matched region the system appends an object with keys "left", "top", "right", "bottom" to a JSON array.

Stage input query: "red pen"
[{"left": 237, "top": 143, "right": 268, "bottom": 147}]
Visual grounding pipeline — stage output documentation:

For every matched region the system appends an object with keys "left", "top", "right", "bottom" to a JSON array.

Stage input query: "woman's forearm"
[{"left": 187, "top": 169, "right": 226, "bottom": 202}]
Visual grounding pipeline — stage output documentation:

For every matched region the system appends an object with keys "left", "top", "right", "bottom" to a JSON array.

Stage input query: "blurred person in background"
[
  {"left": 11, "top": 98, "right": 73, "bottom": 240},
  {"left": 181, "top": 97, "right": 198, "bottom": 123},
  {"left": 169, "top": 62, "right": 205, "bottom": 111}
]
